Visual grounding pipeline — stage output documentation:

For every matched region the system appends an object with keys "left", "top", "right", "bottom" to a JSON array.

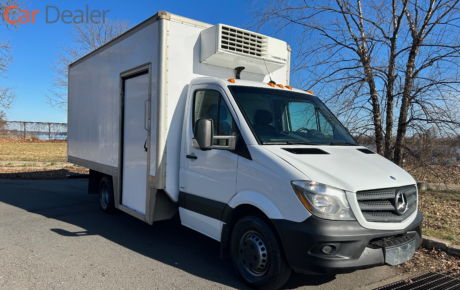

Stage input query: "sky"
[{"left": 1, "top": 0, "right": 261, "bottom": 123}]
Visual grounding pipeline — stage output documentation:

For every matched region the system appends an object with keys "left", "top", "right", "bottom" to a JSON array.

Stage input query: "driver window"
[
  {"left": 288, "top": 102, "right": 317, "bottom": 131},
  {"left": 194, "top": 90, "right": 219, "bottom": 134},
  {"left": 193, "top": 90, "right": 234, "bottom": 145}
]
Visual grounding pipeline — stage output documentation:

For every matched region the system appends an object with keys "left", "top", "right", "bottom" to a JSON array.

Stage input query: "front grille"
[
  {"left": 356, "top": 185, "right": 417, "bottom": 223},
  {"left": 220, "top": 26, "right": 268, "bottom": 57}
]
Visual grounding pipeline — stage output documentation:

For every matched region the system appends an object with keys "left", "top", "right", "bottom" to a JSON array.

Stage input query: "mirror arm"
[
  {"left": 213, "top": 136, "right": 234, "bottom": 140},
  {"left": 212, "top": 135, "right": 237, "bottom": 150}
]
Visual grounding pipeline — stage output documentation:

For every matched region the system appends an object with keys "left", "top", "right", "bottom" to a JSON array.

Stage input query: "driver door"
[{"left": 179, "top": 84, "right": 238, "bottom": 240}]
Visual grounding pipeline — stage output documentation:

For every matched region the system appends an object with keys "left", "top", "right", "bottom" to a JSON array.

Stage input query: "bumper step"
[{"left": 371, "top": 234, "right": 415, "bottom": 248}]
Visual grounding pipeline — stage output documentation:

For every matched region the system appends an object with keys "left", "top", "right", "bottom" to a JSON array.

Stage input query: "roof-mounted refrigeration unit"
[{"left": 200, "top": 24, "right": 288, "bottom": 75}]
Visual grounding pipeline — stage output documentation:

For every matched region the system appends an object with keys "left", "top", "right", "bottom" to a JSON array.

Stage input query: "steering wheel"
[
  {"left": 296, "top": 127, "right": 311, "bottom": 133},
  {"left": 296, "top": 128, "right": 327, "bottom": 140}
]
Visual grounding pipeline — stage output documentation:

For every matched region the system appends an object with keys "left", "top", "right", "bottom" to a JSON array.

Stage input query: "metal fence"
[{"left": 0, "top": 121, "right": 67, "bottom": 140}]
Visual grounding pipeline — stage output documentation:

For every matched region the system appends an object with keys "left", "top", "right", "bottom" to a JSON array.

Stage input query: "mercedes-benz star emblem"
[{"left": 395, "top": 191, "right": 408, "bottom": 215}]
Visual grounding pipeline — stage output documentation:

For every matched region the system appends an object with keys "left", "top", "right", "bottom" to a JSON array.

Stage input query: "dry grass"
[
  {"left": 397, "top": 247, "right": 460, "bottom": 274},
  {"left": 405, "top": 165, "right": 460, "bottom": 185},
  {"left": 0, "top": 140, "right": 67, "bottom": 162},
  {"left": 419, "top": 189, "right": 460, "bottom": 245}
]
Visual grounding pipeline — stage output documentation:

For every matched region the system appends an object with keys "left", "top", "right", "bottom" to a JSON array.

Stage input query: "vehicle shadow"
[
  {"left": 0, "top": 178, "right": 336, "bottom": 289},
  {"left": 0, "top": 168, "right": 87, "bottom": 180}
]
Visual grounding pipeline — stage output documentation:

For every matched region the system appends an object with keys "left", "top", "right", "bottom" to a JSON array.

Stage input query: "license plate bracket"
[{"left": 384, "top": 239, "right": 416, "bottom": 266}]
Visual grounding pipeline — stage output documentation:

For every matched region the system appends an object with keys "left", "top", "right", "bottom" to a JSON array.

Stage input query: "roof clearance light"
[
  {"left": 267, "top": 82, "right": 275, "bottom": 87},
  {"left": 307, "top": 90, "right": 314, "bottom": 95},
  {"left": 285, "top": 86, "right": 292, "bottom": 90},
  {"left": 277, "top": 84, "right": 284, "bottom": 88},
  {"left": 228, "top": 79, "right": 235, "bottom": 83}
]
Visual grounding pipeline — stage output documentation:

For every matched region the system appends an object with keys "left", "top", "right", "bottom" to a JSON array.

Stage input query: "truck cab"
[{"left": 179, "top": 77, "right": 422, "bottom": 286}]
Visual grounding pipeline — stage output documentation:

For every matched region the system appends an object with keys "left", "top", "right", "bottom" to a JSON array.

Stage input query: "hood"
[{"left": 263, "top": 146, "right": 415, "bottom": 192}]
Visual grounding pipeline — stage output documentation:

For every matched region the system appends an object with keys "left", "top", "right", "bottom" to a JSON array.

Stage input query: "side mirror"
[
  {"left": 194, "top": 118, "right": 237, "bottom": 151},
  {"left": 194, "top": 118, "right": 214, "bottom": 150}
]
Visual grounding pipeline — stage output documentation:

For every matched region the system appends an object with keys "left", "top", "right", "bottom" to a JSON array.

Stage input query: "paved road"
[{"left": 0, "top": 179, "right": 408, "bottom": 290}]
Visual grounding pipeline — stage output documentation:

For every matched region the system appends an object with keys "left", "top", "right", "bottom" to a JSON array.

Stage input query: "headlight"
[{"left": 291, "top": 180, "right": 355, "bottom": 220}]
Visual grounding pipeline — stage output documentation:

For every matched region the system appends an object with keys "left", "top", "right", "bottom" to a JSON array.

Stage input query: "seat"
[
  {"left": 252, "top": 110, "right": 277, "bottom": 138},
  {"left": 218, "top": 106, "right": 232, "bottom": 135},
  {"left": 203, "top": 104, "right": 232, "bottom": 135}
]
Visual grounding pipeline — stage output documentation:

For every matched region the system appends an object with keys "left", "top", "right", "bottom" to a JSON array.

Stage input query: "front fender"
[{"left": 227, "top": 190, "right": 284, "bottom": 220}]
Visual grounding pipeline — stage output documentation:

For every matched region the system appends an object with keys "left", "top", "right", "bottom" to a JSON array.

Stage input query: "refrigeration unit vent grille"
[{"left": 220, "top": 26, "right": 268, "bottom": 57}]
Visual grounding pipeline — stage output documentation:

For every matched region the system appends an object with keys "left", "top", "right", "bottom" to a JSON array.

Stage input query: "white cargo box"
[{"left": 67, "top": 11, "right": 290, "bottom": 224}]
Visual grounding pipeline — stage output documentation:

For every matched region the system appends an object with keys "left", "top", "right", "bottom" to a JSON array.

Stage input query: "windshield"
[{"left": 229, "top": 86, "right": 357, "bottom": 145}]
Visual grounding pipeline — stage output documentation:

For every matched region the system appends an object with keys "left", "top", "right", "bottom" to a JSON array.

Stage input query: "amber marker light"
[
  {"left": 277, "top": 84, "right": 284, "bottom": 88},
  {"left": 306, "top": 90, "right": 314, "bottom": 95},
  {"left": 267, "top": 82, "right": 275, "bottom": 87},
  {"left": 285, "top": 86, "right": 292, "bottom": 90},
  {"left": 294, "top": 188, "right": 312, "bottom": 211},
  {"left": 228, "top": 79, "right": 235, "bottom": 83}
]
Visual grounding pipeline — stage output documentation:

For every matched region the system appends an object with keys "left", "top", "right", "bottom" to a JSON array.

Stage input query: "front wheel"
[{"left": 230, "top": 215, "right": 291, "bottom": 290}]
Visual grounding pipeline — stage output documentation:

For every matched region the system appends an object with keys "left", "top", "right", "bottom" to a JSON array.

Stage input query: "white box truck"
[{"left": 68, "top": 11, "right": 423, "bottom": 290}]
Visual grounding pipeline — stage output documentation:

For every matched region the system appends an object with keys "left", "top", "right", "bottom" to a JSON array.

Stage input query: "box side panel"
[
  {"left": 164, "top": 21, "right": 289, "bottom": 200},
  {"left": 68, "top": 23, "right": 158, "bottom": 168},
  {"left": 200, "top": 25, "right": 217, "bottom": 63}
]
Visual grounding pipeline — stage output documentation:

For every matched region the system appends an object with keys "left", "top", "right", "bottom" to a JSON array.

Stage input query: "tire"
[
  {"left": 230, "top": 215, "right": 291, "bottom": 290},
  {"left": 99, "top": 176, "right": 115, "bottom": 213}
]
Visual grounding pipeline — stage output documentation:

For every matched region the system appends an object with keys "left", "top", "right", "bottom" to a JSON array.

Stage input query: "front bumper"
[{"left": 272, "top": 210, "right": 423, "bottom": 274}]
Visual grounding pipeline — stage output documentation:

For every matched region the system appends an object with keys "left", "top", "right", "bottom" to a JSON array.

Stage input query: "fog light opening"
[{"left": 321, "top": 245, "right": 337, "bottom": 255}]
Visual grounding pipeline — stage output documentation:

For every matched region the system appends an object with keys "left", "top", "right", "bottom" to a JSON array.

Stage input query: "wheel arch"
[
  {"left": 220, "top": 191, "right": 285, "bottom": 260},
  {"left": 226, "top": 190, "right": 284, "bottom": 220}
]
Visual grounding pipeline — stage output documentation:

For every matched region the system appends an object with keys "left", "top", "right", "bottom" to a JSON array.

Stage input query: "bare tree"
[
  {"left": 48, "top": 19, "right": 132, "bottom": 110},
  {"left": 0, "top": 110, "right": 6, "bottom": 131},
  {"left": 0, "top": 0, "right": 27, "bottom": 28},
  {"left": 249, "top": 0, "right": 460, "bottom": 166},
  {"left": 0, "top": 0, "right": 27, "bottom": 119}
]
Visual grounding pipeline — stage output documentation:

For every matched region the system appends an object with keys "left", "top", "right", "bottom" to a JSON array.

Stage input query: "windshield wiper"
[
  {"left": 262, "top": 142, "right": 290, "bottom": 145},
  {"left": 286, "top": 141, "right": 320, "bottom": 145},
  {"left": 328, "top": 142, "right": 357, "bottom": 146},
  {"left": 262, "top": 141, "right": 325, "bottom": 145}
]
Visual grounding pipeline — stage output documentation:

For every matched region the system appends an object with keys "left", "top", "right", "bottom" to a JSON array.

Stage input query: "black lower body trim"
[
  {"left": 179, "top": 191, "right": 227, "bottom": 220},
  {"left": 271, "top": 210, "right": 423, "bottom": 274}
]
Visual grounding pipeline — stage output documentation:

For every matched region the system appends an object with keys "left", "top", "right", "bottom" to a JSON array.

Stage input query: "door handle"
[
  {"left": 186, "top": 155, "right": 197, "bottom": 160},
  {"left": 144, "top": 99, "right": 150, "bottom": 131},
  {"left": 144, "top": 140, "right": 148, "bottom": 152}
]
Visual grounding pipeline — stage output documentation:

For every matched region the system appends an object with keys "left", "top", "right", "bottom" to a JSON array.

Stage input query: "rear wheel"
[
  {"left": 99, "top": 176, "right": 115, "bottom": 213},
  {"left": 230, "top": 215, "right": 291, "bottom": 290}
]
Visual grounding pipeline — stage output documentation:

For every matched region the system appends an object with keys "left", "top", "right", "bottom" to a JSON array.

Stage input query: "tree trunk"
[
  {"left": 394, "top": 44, "right": 419, "bottom": 165},
  {"left": 384, "top": 1, "right": 401, "bottom": 161},
  {"left": 362, "top": 60, "right": 384, "bottom": 155},
  {"left": 384, "top": 54, "right": 396, "bottom": 160}
]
